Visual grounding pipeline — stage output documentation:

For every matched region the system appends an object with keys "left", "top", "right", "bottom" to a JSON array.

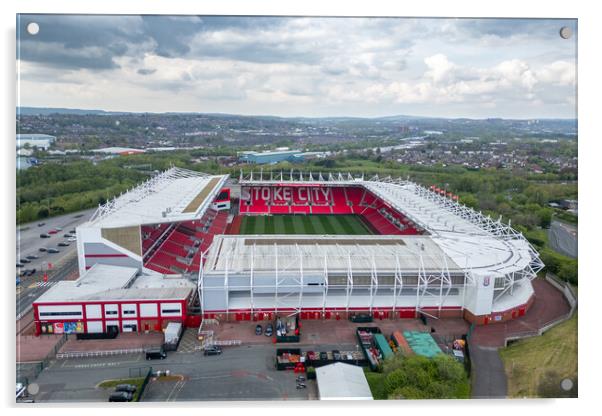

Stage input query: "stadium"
[{"left": 32, "top": 167, "right": 544, "bottom": 336}]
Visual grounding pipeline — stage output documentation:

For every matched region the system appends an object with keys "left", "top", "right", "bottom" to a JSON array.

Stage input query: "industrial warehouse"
[{"left": 32, "top": 167, "right": 544, "bottom": 336}]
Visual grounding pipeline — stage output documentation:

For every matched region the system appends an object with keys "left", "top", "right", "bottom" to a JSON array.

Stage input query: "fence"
[
  {"left": 56, "top": 348, "right": 144, "bottom": 360},
  {"left": 17, "top": 333, "right": 69, "bottom": 385},
  {"left": 502, "top": 273, "right": 577, "bottom": 347},
  {"left": 129, "top": 366, "right": 153, "bottom": 402}
]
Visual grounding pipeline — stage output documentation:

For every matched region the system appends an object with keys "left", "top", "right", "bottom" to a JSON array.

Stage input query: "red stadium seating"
[
  {"left": 144, "top": 210, "right": 230, "bottom": 275},
  {"left": 236, "top": 185, "right": 422, "bottom": 237},
  {"left": 330, "top": 188, "right": 353, "bottom": 214}
]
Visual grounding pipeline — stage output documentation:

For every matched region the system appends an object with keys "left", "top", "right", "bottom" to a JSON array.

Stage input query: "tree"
[{"left": 379, "top": 354, "right": 470, "bottom": 399}]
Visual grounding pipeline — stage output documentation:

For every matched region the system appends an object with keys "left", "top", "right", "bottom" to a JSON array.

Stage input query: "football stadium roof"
[
  {"left": 231, "top": 171, "right": 544, "bottom": 288},
  {"left": 204, "top": 234, "right": 466, "bottom": 275},
  {"left": 87, "top": 167, "right": 229, "bottom": 228}
]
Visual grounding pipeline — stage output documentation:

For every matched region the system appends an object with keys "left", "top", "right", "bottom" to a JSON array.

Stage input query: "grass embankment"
[
  {"left": 98, "top": 377, "right": 145, "bottom": 401},
  {"left": 499, "top": 313, "right": 577, "bottom": 398}
]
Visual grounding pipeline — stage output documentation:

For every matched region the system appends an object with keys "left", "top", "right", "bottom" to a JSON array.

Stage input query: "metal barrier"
[
  {"left": 17, "top": 334, "right": 69, "bottom": 385},
  {"left": 56, "top": 348, "right": 144, "bottom": 359}
]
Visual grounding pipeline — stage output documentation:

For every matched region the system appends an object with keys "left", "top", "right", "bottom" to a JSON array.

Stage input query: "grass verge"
[
  {"left": 499, "top": 313, "right": 577, "bottom": 398},
  {"left": 98, "top": 377, "right": 145, "bottom": 401}
]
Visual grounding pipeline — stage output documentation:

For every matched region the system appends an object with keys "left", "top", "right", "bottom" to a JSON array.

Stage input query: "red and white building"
[{"left": 33, "top": 264, "right": 195, "bottom": 336}]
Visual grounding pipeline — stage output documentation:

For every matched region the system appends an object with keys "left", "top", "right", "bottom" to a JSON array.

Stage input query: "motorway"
[
  {"left": 16, "top": 208, "right": 96, "bottom": 318},
  {"left": 27, "top": 343, "right": 357, "bottom": 402}
]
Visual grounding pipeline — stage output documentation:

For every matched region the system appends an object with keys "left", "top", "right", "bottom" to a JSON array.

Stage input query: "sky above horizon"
[{"left": 17, "top": 15, "right": 577, "bottom": 119}]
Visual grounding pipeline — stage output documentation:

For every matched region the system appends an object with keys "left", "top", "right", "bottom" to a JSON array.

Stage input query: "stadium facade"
[{"left": 33, "top": 167, "right": 544, "bottom": 335}]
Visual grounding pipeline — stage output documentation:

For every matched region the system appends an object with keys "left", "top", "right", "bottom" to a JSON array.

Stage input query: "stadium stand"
[
  {"left": 237, "top": 185, "right": 421, "bottom": 236},
  {"left": 143, "top": 209, "right": 230, "bottom": 275}
]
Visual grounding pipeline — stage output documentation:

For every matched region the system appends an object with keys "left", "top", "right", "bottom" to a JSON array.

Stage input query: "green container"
[{"left": 373, "top": 333, "right": 393, "bottom": 360}]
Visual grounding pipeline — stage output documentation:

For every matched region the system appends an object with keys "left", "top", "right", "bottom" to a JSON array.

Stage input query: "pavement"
[
  {"left": 59, "top": 332, "right": 164, "bottom": 354},
  {"left": 212, "top": 317, "right": 469, "bottom": 347},
  {"left": 468, "top": 277, "right": 573, "bottom": 399},
  {"left": 470, "top": 278, "right": 571, "bottom": 348},
  {"left": 469, "top": 345, "right": 508, "bottom": 399}
]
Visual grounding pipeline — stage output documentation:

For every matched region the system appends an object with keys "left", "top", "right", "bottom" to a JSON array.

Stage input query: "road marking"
[
  {"left": 166, "top": 379, "right": 186, "bottom": 401},
  {"left": 28, "top": 281, "right": 57, "bottom": 288}
]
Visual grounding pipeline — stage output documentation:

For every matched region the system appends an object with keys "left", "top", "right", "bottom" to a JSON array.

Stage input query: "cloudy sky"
[{"left": 17, "top": 15, "right": 577, "bottom": 118}]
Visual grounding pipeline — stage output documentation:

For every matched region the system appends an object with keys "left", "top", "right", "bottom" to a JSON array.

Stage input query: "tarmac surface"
[
  {"left": 469, "top": 346, "right": 508, "bottom": 399},
  {"left": 16, "top": 208, "right": 96, "bottom": 318},
  {"left": 30, "top": 343, "right": 338, "bottom": 402}
]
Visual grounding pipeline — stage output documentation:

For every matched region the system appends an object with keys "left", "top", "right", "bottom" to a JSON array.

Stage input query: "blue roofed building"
[{"left": 238, "top": 149, "right": 304, "bottom": 164}]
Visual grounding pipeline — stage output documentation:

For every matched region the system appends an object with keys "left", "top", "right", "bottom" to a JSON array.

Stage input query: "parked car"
[
  {"left": 108, "top": 391, "right": 132, "bottom": 402},
  {"left": 26, "top": 255, "right": 38, "bottom": 260},
  {"left": 265, "top": 323, "right": 273, "bottom": 337},
  {"left": 16, "top": 263, "right": 24, "bottom": 268},
  {"left": 63, "top": 233, "right": 73, "bottom": 238},
  {"left": 203, "top": 346, "right": 222, "bottom": 356},
  {"left": 21, "top": 269, "right": 37, "bottom": 277},
  {"left": 255, "top": 324, "right": 263, "bottom": 335},
  {"left": 55, "top": 227, "right": 63, "bottom": 231},
  {"left": 48, "top": 230, "right": 58, "bottom": 235},
  {"left": 145, "top": 348, "right": 167, "bottom": 360},
  {"left": 37, "top": 222, "right": 45, "bottom": 227},
  {"left": 19, "top": 258, "right": 31, "bottom": 264},
  {"left": 114, "top": 384, "right": 137, "bottom": 393},
  {"left": 58, "top": 242, "right": 70, "bottom": 247},
  {"left": 69, "top": 228, "right": 76, "bottom": 233},
  {"left": 332, "top": 350, "right": 341, "bottom": 360},
  {"left": 47, "top": 248, "right": 60, "bottom": 254},
  {"left": 67, "top": 237, "right": 77, "bottom": 242},
  {"left": 39, "top": 247, "right": 47, "bottom": 252},
  {"left": 39, "top": 233, "right": 50, "bottom": 238}
]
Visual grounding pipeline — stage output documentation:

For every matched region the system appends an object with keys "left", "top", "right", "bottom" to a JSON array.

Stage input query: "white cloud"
[{"left": 17, "top": 17, "right": 577, "bottom": 118}]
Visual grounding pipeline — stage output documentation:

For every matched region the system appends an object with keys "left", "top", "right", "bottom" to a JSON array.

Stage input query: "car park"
[
  {"left": 115, "top": 384, "right": 137, "bottom": 394},
  {"left": 39, "top": 247, "right": 47, "bottom": 252},
  {"left": 108, "top": 391, "right": 132, "bottom": 402},
  {"left": 203, "top": 346, "right": 222, "bottom": 356},
  {"left": 58, "top": 242, "right": 70, "bottom": 247},
  {"left": 47, "top": 248, "right": 60, "bottom": 254},
  {"left": 26, "top": 255, "right": 39, "bottom": 260},
  {"left": 265, "top": 323, "right": 274, "bottom": 337}
]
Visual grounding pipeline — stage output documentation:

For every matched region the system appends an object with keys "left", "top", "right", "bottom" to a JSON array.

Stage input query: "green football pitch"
[{"left": 238, "top": 214, "right": 374, "bottom": 235}]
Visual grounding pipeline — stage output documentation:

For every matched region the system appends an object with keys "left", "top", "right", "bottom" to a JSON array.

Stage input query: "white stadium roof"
[
  {"left": 230, "top": 171, "right": 544, "bottom": 282},
  {"left": 86, "top": 167, "right": 229, "bottom": 228},
  {"left": 204, "top": 234, "right": 465, "bottom": 276}
]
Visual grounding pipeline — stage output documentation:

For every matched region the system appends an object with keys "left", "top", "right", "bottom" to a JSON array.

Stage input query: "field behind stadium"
[{"left": 238, "top": 214, "right": 374, "bottom": 235}]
